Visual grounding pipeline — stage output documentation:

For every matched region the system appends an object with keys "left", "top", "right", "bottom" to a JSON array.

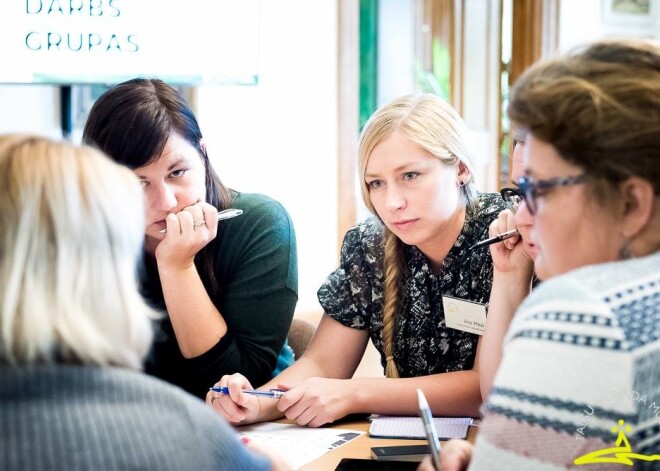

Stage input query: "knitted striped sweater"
[{"left": 472, "top": 251, "right": 660, "bottom": 470}]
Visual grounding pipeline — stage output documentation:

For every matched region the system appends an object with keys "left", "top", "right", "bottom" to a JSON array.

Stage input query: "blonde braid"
[{"left": 382, "top": 229, "right": 405, "bottom": 378}]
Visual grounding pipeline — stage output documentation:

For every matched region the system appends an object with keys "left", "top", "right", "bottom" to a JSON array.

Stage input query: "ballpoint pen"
[
  {"left": 417, "top": 389, "right": 441, "bottom": 471},
  {"left": 468, "top": 228, "right": 519, "bottom": 250},
  {"left": 159, "top": 208, "right": 243, "bottom": 233},
  {"left": 210, "top": 386, "right": 285, "bottom": 399}
]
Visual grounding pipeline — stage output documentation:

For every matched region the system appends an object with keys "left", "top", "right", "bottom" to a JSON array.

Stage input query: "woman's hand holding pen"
[
  {"left": 207, "top": 374, "right": 263, "bottom": 425},
  {"left": 155, "top": 201, "right": 218, "bottom": 270},
  {"left": 418, "top": 439, "right": 473, "bottom": 471},
  {"left": 488, "top": 210, "right": 532, "bottom": 276},
  {"left": 276, "top": 377, "right": 356, "bottom": 428},
  {"left": 478, "top": 210, "right": 536, "bottom": 400}
]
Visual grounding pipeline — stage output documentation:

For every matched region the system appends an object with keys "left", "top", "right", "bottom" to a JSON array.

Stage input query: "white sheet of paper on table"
[{"left": 237, "top": 422, "right": 363, "bottom": 469}]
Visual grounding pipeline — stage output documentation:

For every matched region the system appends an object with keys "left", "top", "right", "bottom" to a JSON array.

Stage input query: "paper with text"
[{"left": 238, "top": 422, "right": 363, "bottom": 469}]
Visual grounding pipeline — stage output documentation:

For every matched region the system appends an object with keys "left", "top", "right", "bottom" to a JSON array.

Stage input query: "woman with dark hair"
[{"left": 83, "top": 78, "right": 298, "bottom": 399}]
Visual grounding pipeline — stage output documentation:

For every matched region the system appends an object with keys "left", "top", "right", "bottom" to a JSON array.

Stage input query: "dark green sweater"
[{"left": 143, "top": 192, "right": 298, "bottom": 398}]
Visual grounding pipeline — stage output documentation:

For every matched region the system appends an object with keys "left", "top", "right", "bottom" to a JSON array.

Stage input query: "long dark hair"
[{"left": 82, "top": 78, "right": 231, "bottom": 299}]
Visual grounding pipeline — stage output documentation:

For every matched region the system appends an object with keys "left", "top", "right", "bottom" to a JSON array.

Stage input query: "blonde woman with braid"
[{"left": 210, "top": 94, "right": 505, "bottom": 427}]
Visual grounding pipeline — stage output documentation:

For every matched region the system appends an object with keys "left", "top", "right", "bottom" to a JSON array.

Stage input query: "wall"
[
  {"left": 0, "top": 85, "right": 61, "bottom": 137},
  {"left": 559, "top": 0, "right": 612, "bottom": 50},
  {"left": 560, "top": 0, "right": 660, "bottom": 51},
  {"left": 0, "top": 0, "right": 339, "bottom": 316},
  {"left": 378, "top": 0, "right": 416, "bottom": 105},
  {"left": 196, "top": 0, "right": 339, "bottom": 315}
]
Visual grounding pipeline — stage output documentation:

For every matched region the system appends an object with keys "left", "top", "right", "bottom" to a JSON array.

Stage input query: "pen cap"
[{"left": 416, "top": 388, "right": 430, "bottom": 411}]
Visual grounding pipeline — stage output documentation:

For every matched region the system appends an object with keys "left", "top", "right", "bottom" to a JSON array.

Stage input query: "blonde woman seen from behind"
[
  {"left": 211, "top": 95, "right": 506, "bottom": 427},
  {"left": 0, "top": 135, "right": 283, "bottom": 471}
]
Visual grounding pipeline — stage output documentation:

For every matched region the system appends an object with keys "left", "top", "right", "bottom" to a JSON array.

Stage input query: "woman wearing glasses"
[
  {"left": 421, "top": 38, "right": 660, "bottom": 470},
  {"left": 211, "top": 94, "right": 506, "bottom": 427}
]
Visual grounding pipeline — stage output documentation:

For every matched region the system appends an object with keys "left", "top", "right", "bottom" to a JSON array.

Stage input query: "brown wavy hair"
[{"left": 508, "top": 39, "right": 660, "bottom": 199}]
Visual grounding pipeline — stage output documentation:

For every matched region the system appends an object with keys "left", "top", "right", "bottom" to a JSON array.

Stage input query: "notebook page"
[{"left": 368, "top": 416, "right": 473, "bottom": 439}]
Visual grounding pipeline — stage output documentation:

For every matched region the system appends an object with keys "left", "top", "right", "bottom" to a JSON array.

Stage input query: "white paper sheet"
[
  {"left": 368, "top": 416, "right": 473, "bottom": 439},
  {"left": 238, "top": 422, "right": 363, "bottom": 469}
]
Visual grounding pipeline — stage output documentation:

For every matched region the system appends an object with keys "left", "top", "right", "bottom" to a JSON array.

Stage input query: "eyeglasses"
[
  {"left": 515, "top": 174, "right": 588, "bottom": 215},
  {"left": 500, "top": 187, "right": 523, "bottom": 213}
]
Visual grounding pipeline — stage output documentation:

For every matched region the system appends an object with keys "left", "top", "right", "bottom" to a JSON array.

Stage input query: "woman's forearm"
[
  {"left": 348, "top": 371, "right": 482, "bottom": 417},
  {"left": 158, "top": 263, "right": 228, "bottom": 358},
  {"left": 479, "top": 270, "right": 532, "bottom": 399}
]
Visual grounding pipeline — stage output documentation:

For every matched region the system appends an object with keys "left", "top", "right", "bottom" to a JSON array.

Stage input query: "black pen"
[{"left": 468, "top": 228, "right": 519, "bottom": 250}]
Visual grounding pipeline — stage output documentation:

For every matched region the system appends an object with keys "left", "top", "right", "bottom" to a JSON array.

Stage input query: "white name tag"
[{"left": 442, "top": 296, "right": 486, "bottom": 335}]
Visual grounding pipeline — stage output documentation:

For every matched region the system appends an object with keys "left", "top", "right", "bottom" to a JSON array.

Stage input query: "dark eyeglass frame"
[
  {"left": 500, "top": 187, "right": 523, "bottom": 214},
  {"left": 515, "top": 174, "right": 588, "bottom": 215}
]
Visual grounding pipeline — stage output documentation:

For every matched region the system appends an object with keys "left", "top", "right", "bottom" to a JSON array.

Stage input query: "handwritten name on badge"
[{"left": 442, "top": 296, "right": 486, "bottom": 335}]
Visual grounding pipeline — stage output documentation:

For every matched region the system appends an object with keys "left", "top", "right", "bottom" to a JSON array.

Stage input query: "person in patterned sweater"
[
  {"left": 210, "top": 94, "right": 505, "bottom": 427},
  {"left": 421, "top": 38, "right": 660, "bottom": 471}
]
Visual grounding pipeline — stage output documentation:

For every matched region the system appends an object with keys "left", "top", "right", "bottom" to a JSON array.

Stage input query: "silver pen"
[
  {"left": 468, "top": 228, "right": 519, "bottom": 250},
  {"left": 159, "top": 208, "right": 243, "bottom": 233},
  {"left": 417, "top": 389, "right": 441, "bottom": 471}
]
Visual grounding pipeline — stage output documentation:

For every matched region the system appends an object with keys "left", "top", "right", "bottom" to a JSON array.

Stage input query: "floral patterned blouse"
[{"left": 317, "top": 192, "right": 506, "bottom": 378}]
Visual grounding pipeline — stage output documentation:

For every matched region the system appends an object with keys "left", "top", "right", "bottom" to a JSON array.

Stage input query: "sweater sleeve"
[
  {"left": 183, "top": 389, "right": 272, "bottom": 470},
  {"left": 184, "top": 194, "right": 298, "bottom": 389},
  {"left": 470, "top": 274, "right": 644, "bottom": 469}
]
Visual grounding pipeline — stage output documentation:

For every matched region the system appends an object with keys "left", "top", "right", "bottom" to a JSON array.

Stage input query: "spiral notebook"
[{"left": 368, "top": 415, "right": 473, "bottom": 440}]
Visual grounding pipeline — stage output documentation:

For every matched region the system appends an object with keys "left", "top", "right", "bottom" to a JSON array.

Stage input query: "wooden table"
[{"left": 298, "top": 419, "right": 478, "bottom": 470}]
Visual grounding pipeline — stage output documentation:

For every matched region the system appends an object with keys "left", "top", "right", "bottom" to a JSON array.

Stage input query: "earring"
[{"left": 619, "top": 236, "right": 634, "bottom": 260}]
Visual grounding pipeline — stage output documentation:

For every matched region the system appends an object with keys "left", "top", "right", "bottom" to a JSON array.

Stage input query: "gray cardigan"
[{"left": 0, "top": 365, "right": 270, "bottom": 471}]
